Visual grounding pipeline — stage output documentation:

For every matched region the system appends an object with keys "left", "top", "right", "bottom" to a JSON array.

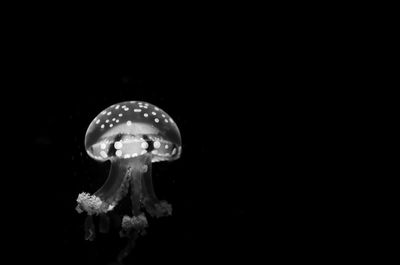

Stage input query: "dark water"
[{"left": 6, "top": 23, "right": 341, "bottom": 264}]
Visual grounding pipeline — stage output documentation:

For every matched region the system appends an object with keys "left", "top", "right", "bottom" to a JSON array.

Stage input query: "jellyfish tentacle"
[
  {"left": 119, "top": 166, "right": 148, "bottom": 236},
  {"left": 130, "top": 167, "right": 143, "bottom": 215},
  {"left": 84, "top": 215, "right": 96, "bottom": 241},
  {"left": 117, "top": 230, "right": 139, "bottom": 263},
  {"left": 141, "top": 156, "right": 172, "bottom": 217}
]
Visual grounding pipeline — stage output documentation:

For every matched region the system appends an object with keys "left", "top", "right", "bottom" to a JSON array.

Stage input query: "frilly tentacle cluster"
[{"left": 76, "top": 192, "right": 115, "bottom": 215}]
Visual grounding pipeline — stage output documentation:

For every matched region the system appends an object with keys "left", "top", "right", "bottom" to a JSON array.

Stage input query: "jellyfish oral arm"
[
  {"left": 140, "top": 156, "right": 172, "bottom": 218},
  {"left": 94, "top": 160, "right": 132, "bottom": 206},
  {"left": 76, "top": 160, "right": 131, "bottom": 215},
  {"left": 121, "top": 155, "right": 172, "bottom": 234}
]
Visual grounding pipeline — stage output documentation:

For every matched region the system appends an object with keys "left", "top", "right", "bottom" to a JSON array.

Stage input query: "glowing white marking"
[
  {"left": 131, "top": 153, "right": 138, "bottom": 157},
  {"left": 112, "top": 118, "right": 116, "bottom": 121},
  {"left": 124, "top": 107, "right": 129, "bottom": 111},
  {"left": 124, "top": 154, "right": 131, "bottom": 158},
  {"left": 107, "top": 112, "right": 112, "bottom": 115},
  {"left": 101, "top": 124, "right": 105, "bottom": 128},
  {"left": 152, "top": 112, "right": 156, "bottom": 115},
  {"left": 130, "top": 101, "right": 136, "bottom": 103},
  {"left": 154, "top": 107, "right": 159, "bottom": 111},
  {"left": 162, "top": 114, "right": 166, "bottom": 118},
  {"left": 96, "top": 119, "right": 100, "bottom": 124},
  {"left": 114, "top": 141, "right": 123, "bottom": 149},
  {"left": 144, "top": 113, "right": 148, "bottom": 117},
  {"left": 134, "top": 109, "right": 141, "bottom": 112},
  {"left": 127, "top": 121, "right": 132, "bottom": 126},
  {"left": 116, "top": 150, "right": 122, "bottom": 157},
  {"left": 119, "top": 113, "right": 123, "bottom": 117},
  {"left": 154, "top": 118, "right": 159, "bottom": 123},
  {"left": 169, "top": 118, "right": 174, "bottom": 123},
  {"left": 122, "top": 105, "right": 126, "bottom": 108},
  {"left": 165, "top": 144, "right": 169, "bottom": 149},
  {"left": 141, "top": 150, "right": 147, "bottom": 155},
  {"left": 109, "top": 124, "right": 113, "bottom": 127},
  {"left": 172, "top": 148, "right": 176, "bottom": 155},
  {"left": 116, "top": 119, "right": 119, "bottom": 123},
  {"left": 141, "top": 142, "right": 148, "bottom": 149},
  {"left": 101, "top": 111, "right": 107, "bottom": 115},
  {"left": 105, "top": 119, "right": 109, "bottom": 123},
  {"left": 100, "top": 143, "right": 106, "bottom": 149},
  {"left": 154, "top": 141, "right": 161, "bottom": 148},
  {"left": 115, "top": 105, "right": 120, "bottom": 109},
  {"left": 100, "top": 151, "right": 107, "bottom": 158},
  {"left": 143, "top": 105, "right": 148, "bottom": 109},
  {"left": 164, "top": 119, "right": 169, "bottom": 123}
]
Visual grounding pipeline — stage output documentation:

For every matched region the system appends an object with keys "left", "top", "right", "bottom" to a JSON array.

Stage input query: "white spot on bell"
[
  {"left": 116, "top": 150, "right": 122, "bottom": 157},
  {"left": 154, "top": 107, "right": 159, "bottom": 111},
  {"left": 101, "top": 124, "right": 105, "bottom": 129},
  {"left": 107, "top": 112, "right": 112, "bottom": 115},
  {"left": 124, "top": 107, "right": 129, "bottom": 111},
  {"left": 134, "top": 109, "right": 141, "bottom": 112},
  {"left": 119, "top": 113, "right": 123, "bottom": 117},
  {"left": 154, "top": 118, "right": 159, "bottom": 123},
  {"left": 116, "top": 119, "right": 119, "bottom": 123},
  {"left": 101, "top": 143, "right": 106, "bottom": 149},
  {"left": 131, "top": 153, "right": 138, "bottom": 157},
  {"left": 109, "top": 124, "right": 113, "bottom": 127},
  {"left": 96, "top": 119, "right": 100, "bottom": 124},
  {"left": 141, "top": 142, "right": 148, "bottom": 149},
  {"left": 165, "top": 144, "right": 169, "bottom": 149},
  {"left": 144, "top": 113, "right": 148, "bottom": 117},
  {"left": 100, "top": 151, "right": 107, "bottom": 158},
  {"left": 114, "top": 141, "right": 123, "bottom": 149},
  {"left": 164, "top": 119, "right": 169, "bottom": 123},
  {"left": 154, "top": 141, "right": 161, "bottom": 148},
  {"left": 115, "top": 105, "right": 120, "bottom": 109},
  {"left": 105, "top": 119, "right": 109, "bottom": 123},
  {"left": 124, "top": 154, "right": 131, "bottom": 158},
  {"left": 152, "top": 112, "right": 156, "bottom": 115},
  {"left": 162, "top": 114, "right": 166, "bottom": 118},
  {"left": 127, "top": 121, "right": 132, "bottom": 126}
]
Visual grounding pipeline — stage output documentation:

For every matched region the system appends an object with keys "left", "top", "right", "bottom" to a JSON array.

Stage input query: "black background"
[{"left": 4, "top": 12, "right": 346, "bottom": 264}]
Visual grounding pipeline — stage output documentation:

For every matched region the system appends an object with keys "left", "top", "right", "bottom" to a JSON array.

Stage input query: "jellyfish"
[{"left": 76, "top": 101, "right": 182, "bottom": 261}]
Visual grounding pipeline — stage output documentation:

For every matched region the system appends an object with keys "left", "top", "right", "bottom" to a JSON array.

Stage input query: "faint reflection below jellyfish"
[{"left": 76, "top": 100, "right": 182, "bottom": 261}]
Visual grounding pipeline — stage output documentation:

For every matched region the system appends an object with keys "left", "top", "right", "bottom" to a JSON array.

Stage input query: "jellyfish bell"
[
  {"left": 85, "top": 101, "right": 181, "bottom": 163},
  {"left": 76, "top": 101, "right": 181, "bottom": 251}
]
